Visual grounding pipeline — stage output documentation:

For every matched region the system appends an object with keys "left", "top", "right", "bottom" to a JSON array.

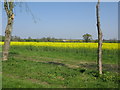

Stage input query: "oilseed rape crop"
[{"left": 0, "top": 42, "right": 119, "bottom": 50}]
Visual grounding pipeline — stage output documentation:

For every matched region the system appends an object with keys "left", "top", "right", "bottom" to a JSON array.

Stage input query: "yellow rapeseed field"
[
  {"left": 0, "top": 42, "right": 119, "bottom": 50},
  {"left": 0, "top": 42, "right": 120, "bottom": 49}
]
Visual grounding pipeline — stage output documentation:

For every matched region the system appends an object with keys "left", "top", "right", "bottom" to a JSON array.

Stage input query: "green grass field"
[{"left": 2, "top": 45, "right": 119, "bottom": 88}]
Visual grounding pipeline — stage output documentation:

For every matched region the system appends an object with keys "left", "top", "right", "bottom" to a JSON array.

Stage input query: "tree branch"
[{"left": 4, "top": 0, "right": 9, "bottom": 16}]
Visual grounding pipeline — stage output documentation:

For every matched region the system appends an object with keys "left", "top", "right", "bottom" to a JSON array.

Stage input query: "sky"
[{"left": 2, "top": 2, "right": 118, "bottom": 40}]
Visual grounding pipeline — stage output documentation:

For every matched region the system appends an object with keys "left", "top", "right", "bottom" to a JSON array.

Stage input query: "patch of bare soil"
[{"left": 14, "top": 55, "right": 118, "bottom": 73}]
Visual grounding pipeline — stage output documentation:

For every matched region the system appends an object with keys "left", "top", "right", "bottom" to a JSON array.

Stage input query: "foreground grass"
[{"left": 2, "top": 45, "right": 119, "bottom": 88}]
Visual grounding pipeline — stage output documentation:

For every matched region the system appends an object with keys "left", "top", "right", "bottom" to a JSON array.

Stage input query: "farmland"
[{"left": 1, "top": 42, "right": 119, "bottom": 88}]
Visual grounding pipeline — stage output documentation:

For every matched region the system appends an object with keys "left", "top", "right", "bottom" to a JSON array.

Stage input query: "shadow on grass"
[
  {"left": 78, "top": 63, "right": 118, "bottom": 73},
  {"left": 47, "top": 61, "right": 66, "bottom": 66},
  {"left": 40, "top": 61, "right": 118, "bottom": 73}
]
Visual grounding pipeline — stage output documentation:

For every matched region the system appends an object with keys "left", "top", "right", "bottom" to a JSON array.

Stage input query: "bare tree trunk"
[
  {"left": 96, "top": 0, "right": 103, "bottom": 74},
  {"left": 3, "top": 18, "right": 14, "bottom": 61},
  {"left": 3, "top": 1, "right": 14, "bottom": 61}
]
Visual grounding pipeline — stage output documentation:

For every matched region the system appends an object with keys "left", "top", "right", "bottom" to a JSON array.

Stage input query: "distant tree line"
[{"left": 0, "top": 35, "right": 119, "bottom": 43}]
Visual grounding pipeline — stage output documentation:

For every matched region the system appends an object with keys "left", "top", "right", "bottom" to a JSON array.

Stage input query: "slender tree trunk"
[
  {"left": 3, "top": 18, "right": 14, "bottom": 61},
  {"left": 96, "top": 0, "right": 103, "bottom": 74},
  {"left": 3, "top": 1, "right": 14, "bottom": 61}
]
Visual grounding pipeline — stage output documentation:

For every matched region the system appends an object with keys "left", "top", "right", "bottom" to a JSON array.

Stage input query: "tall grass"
[{"left": 10, "top": 45, "right": 118, "bottom": 64}]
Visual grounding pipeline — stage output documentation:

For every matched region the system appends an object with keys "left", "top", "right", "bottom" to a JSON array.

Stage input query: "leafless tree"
[
  {"left": 96, "top": 0, "right": 103, "bottom": 74},
  {"left": 2, "top": 0, "right": 37, "bottom": 61},
  {"left": 3, "top": 0, "right": 14, "bottom": 61}
]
